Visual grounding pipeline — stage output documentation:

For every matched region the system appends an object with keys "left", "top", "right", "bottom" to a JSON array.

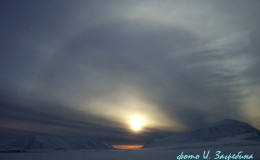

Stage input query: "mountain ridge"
[
  {"left": 144, "top": 119, "right": 260, "bottom": 149},
  {"left": 0, "top": 134, "right": 113, "bottom": 150}
]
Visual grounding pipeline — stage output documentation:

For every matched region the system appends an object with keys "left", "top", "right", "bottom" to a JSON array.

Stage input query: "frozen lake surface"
[{"left": 1, "top": 146, "right": 260, "bottom": 160}]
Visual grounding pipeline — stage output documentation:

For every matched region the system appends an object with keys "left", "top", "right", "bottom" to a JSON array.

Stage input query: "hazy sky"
[{"left": 1, "top": 0, "right": 260, "bottom": 144}]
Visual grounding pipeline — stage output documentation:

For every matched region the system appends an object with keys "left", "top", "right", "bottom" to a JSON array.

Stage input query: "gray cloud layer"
[{"left": 1, "top": 0, "right": 260, "bottom": 143}]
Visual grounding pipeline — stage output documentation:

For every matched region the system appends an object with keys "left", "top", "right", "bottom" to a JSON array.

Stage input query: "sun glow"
[
  {"left": 113, "top": 145, "right": 144, "bottom": 150},
  {"left": 130, "top": 116, "right": 144, "bottom": 131}
]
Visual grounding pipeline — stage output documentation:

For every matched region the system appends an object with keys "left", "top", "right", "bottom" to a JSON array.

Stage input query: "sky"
[{"left": 0, "top": 0, "right": 260, "bottom": 145}]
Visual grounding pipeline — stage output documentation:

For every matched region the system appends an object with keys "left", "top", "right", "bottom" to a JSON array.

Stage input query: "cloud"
[{"left": 0, "top": 0, "right": 260, "bottom": 143}]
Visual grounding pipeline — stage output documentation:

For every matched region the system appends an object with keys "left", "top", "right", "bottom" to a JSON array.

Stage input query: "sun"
[{"left": 130, "top": 116, "right": 144, "bottom": 131}]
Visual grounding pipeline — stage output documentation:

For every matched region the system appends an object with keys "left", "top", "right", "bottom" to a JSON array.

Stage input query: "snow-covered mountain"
[
  {"left": 0, "top": 135, "right": 113, "bottom": 150},
  {"left": 1, "top": 135, "right": 70, "bottom": 150},
  {"left": 65, "top": 137, "right": 112, "bottom": 149},
  {"left": 144, "top": 119, "right": 260, "bottom": 149}
]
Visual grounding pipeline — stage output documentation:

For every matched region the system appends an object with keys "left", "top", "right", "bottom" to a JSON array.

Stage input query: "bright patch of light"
[{"left": 130, "top": 116, "right": 144, "bottom": 131}]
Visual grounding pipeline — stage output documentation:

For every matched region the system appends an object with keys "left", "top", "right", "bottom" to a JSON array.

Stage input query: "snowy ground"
[{"left": 0, "top": 146, "right": 260, "bottom": 160}]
